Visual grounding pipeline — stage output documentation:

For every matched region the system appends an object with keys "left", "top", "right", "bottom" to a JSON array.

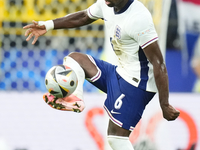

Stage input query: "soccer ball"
[{"left": 45, "top": 65, "right": 78, "bottom": 98}]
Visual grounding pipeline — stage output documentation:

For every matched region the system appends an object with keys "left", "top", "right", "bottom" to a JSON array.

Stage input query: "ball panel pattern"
[{"left": 45, "top": 65, "right": 78, "bottom": 98}]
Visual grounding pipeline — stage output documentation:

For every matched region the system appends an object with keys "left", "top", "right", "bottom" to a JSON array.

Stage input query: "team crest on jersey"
[{"left": 115, "top": 25, "right": 121, "bottom": 39}]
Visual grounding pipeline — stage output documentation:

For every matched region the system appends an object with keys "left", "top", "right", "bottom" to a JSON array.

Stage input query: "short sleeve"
[
  {"left": 128, "top": 13, "right": 158, "bottom": 49},
  {"left": 87, "top": 0, "right": 103, "bottom": 20}
]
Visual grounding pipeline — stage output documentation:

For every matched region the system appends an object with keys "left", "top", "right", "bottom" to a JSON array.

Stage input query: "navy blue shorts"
[{"left": 89, "top": 56, "right": 155, "bottom": 131}]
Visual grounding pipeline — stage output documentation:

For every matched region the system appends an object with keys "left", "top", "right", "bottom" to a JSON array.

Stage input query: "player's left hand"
[
  {"left": 23, "top": 20, "right": 47, "bottom": 45},
  {"left": 161, "top": 104, "right": 180, "bottom": 121}
]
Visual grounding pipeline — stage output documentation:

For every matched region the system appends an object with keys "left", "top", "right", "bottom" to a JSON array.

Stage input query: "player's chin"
[
  {"left": 106, "top": 4, "right": 114, "bottom": 7},
  {"left": 105, "top": 1, "right": 114, "bottom": 7}
]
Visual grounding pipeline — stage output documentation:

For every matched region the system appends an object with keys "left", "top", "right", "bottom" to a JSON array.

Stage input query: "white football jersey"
[{"left": 87, "top": 0, "right": 158, "bottom": 92}]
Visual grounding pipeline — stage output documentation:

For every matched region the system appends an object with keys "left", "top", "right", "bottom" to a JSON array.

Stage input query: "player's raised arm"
[
  {"left": 53, "top": 10, "right": 95, "bottom": 29},
  {"left": 143, "top": 41, "right": 180, "bottom": 121},
  {"left": 23, "top": 10, "right": 96, "bottom": 45}
]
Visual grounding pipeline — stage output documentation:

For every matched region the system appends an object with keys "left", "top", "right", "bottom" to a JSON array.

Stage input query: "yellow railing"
[
  {"left": 0, "top": 0, "right": 102, "bottom": 24},
  {"left": 0, "top": 0, "right": 162, "bottom": 24},
  {"left": 0, "top": 0, "right": 162, "bottom": 37}
]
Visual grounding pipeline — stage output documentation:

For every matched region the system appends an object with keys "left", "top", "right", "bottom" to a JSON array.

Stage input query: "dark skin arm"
[
  {"left": 23, "top": 10, "right": 95, "bottom": 44},
  {"left": 143, "top": 41, "right": 180, "bottom": 121},
  {"left": 53, "top": 10, "right": 95, "bottom": 29}
]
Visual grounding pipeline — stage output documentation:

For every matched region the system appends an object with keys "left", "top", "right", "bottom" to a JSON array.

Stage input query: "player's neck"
[{"left": 114, "top": 0, "right": 131, "bottom": 13}]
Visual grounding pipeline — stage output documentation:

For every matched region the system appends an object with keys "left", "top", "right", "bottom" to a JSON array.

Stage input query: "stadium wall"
[{"left": 0, "top": 92, "right": 199, "bottom": 150}]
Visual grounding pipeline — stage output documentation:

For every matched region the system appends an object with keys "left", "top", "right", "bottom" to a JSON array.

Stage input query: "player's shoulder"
[
  {"left": 130, "top": 0, "right": 152, "bottom": 18},
  {"left": 95, "top": 0, "right": 104, "bottom": 5},
  {"left": 127, "top": 1, "right": 154, "bottom": 31}
]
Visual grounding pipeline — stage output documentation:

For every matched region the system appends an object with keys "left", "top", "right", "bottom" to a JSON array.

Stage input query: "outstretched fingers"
[
  {"left": 33, "top": 20, "right": 43, "bottom": 29},
  {"left": 32, "top": 36, "right": 39, "bottom": 45},
  {"left": 23, "top": 20, "right": 47, "bottom": 45},
  {"left": 23, "top": 24, "right": 35, "bottom": 29},
  {"left": 24, "top": 28, "right": 40, "bottom": 44},
  {"left": 26, "top": 33, "right": 34, "bottom": 42},
  {"left": 23, "top": 20, "right": 38, "bottom": 29},
  {"left": 25, "top": 28, "right": 33, "bottom": 37},
  {"left": 32, "top": 20, "right": 38, "bottom": 25}
]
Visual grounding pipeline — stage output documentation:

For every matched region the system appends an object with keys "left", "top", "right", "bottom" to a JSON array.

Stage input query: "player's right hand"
[{"left": 23, "top": 20, "right": 47, "bottom": 45}]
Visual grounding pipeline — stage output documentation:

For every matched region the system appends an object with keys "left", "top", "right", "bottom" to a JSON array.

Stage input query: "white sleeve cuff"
[
  {"left": 87, "top": 8, "right": 99, "bottom": 20},
  {"left": 38, "top": 20, "right": 54, "bottom": 31}
]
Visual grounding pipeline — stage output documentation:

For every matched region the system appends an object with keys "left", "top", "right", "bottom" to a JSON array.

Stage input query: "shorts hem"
[{"left": 103, "top": 105, "right": 134, "bottom": 131}]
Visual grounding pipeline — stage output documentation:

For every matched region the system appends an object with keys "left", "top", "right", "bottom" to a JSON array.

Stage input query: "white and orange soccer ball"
[{"left": 45, "top": 65, "right": 78, "bottom": 98}]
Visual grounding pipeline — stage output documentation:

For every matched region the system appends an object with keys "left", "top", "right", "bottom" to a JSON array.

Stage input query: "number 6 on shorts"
[{"left": 114, "top": 94, "right": 125, "bottom": 109}]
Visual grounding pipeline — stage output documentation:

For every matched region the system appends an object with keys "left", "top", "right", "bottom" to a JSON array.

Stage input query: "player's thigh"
[{"left": 86, "top": 56, "right": 116, "bottom": 93}]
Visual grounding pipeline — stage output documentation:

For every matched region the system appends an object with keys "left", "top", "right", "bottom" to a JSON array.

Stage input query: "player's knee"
[
  {"left": 68, "top": 52, "right": 85, "bottom": 64},
  {"left": 68, "top": 52, "right": 79, "bottom": 58},
  {"left": 107, "top": 135, "right": 134, "bottom": 150}
]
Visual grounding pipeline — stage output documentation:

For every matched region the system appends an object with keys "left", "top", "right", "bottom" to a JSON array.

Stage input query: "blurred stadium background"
[{"left": 0, "top": 0, "right": 200, "bottom": 150}]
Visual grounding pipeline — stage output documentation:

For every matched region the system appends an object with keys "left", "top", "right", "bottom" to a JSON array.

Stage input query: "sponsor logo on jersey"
[{"left": 138, "top": 29, "right": 151, "bottom": 36}]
